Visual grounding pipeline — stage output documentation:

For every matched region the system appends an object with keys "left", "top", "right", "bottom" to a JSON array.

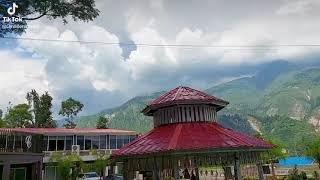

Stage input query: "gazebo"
[{"left": 112, "top": 86, "right": 274, "bottom": 180}]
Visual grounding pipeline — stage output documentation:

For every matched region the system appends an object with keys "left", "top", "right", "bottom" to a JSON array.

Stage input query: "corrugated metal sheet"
[
  {"left": 148, "top": 86, "right": 228, "bottom": 106},
  {"left": 112, "top": 122, "right": 274, "bottom": 157},
  {"left": 0, "top": 128, "right": 135, "bottom": 135}
]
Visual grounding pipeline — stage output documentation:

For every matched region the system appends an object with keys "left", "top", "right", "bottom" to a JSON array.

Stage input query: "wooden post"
[
  {"left": 257, "top": 163, "right": 264, "bottom": 180},
  {"left": 173, "top": 158, "right": 180, "bottom": 180},
  {"left": 2, "top": 160, "right": 10, "bottom": 180},
  {"left": 123, "top": 161, "right": 128, "bottom": 180},
  {"left": 195, "top": 158, "right": 200, "bottom": 180},
  {"left": 152, "top": 157, "right": 160, "bottom": 180},
  {"left": 234, "top": 155, "right": 242, "bottom": 180}
]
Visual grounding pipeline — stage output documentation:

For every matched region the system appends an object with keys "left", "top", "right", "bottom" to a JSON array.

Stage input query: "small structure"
[
  {"left": 0, "top": 129, "right": 43, "bottom": 180},
  {"left": 112, "top": 86, "right": 274, "bottom": 180},
  {"left": 0, "top": 128, "right": 138, "bottom": 180}
]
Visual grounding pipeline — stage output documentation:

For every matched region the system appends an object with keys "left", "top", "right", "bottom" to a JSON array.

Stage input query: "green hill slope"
[{"left": 76, "top": 62, "right": 320, "bottom": 153}]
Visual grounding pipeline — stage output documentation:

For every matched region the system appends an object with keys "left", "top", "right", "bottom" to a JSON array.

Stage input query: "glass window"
[
  {"left": 123, "top": 135, "right": 130, "bottom": 146},
  {"left": 43, "top": 136, "right": 48, "bottom": 151},
  {"left": 110, "top": 135, "right": 117, "bottom": 149},
  {"left": 116, "top": 135, "right": 123, "bottom": 149},
  {"left": 99, "top": 135, "right": 106, "bottom": 149},
  {"left": 77, "top": 136, "right": 84, "bottom": 150},
  {"left": 48, "top": 136, "right": 56, "bottom": 151},
  {"left": 57, "top": 136, "right": 65, "bottom": 151},
  {"left": 65, "top": 136, "right": 73, "bottom": 150},
  {"left": 92, "top": 136, "right": 99, "bottom": 149},
  {"left": 85, "top": 136, "right": 92, "bottom": 150},
  {"left": 129, "top": 135, "right": 136, "bottom": 142}
]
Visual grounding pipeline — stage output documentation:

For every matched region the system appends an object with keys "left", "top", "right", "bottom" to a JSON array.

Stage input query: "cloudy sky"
[{"left": 1, "top": 0, "right": 320, "bottom": 115}]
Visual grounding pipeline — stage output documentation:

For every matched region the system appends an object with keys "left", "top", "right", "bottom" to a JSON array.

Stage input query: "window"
[
  {"left": 77, "top": 136, "right": 84, "bottom": 150},
  {"left": 65, "top": 136, "right": 73, "bottom": 150},
  {"left": 85, "top": 136, "right": 92, "bottom": 150},
  {"left": 43, "top": 136, "right": 48, "bottom": 151},
  {"left": 48, "top": 136, "right": 56, "bottom": 151},
  {"left": 106, "top": 135, "right": 110, "bottom": 149},
  {"left": 110, "top": 135, "right": 117, "bottom": 149},
  {"left": 57, "top": 136, "right": 65, "bottom": 151},
  {"left": 116, "top": 135, "right": 123, "bottom": 149},
  {"left": 129, "top": 135, "right": 136, "bottom": 143},
  {"left": 99, "top": 135, "right": 106, "bottom": 149},
  {"left": 92, "top": 136, "right": 99, "bottom": 149},
  {"left": 123, "top": 135, "right": 129, "bottom": 146}
]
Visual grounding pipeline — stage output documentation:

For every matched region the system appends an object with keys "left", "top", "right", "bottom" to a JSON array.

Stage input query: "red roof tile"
[
  {"left": 0, "top": 128, "right": 136, "bottom": 135},
  {"left": 149, "top": 86, "right": 228, "bottom": 106},
  {"left": 112, "top": 122, "right": 274, "bottom": 157},
  {"left": 142, "top": 86, "right": 229, "bottom": 115}
]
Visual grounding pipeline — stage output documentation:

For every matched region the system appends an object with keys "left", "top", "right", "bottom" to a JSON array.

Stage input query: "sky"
[{"left": 1, "top": 0, "right": 320, "bottom": 115}]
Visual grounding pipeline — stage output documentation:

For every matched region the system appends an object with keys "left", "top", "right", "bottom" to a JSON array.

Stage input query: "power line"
[{"left": 1, "top": 36, "right": 320, "bottom": 49}]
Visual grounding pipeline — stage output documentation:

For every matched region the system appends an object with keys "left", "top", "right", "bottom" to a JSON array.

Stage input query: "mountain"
[
  {"left": 76, "top": 60, "right": 320, "bottom": 153},
  {"left": 76, "top": 91, "right": 165, "bottom": 132}
]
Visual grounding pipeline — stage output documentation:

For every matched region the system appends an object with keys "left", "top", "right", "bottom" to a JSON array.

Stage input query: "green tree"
[
  {"left": 0, "top": 109, "right": 7, "bottom": 127},
  {"left": 94, "top": 154, "right": 110, "bottom": 178},
  {"left": 306, "top": 137, "right": 320, "bottom": 168},
  {"left": 96, "top": 116, "right": 111, "bottom": 129},
  {"left": 59, "top": 98, "right": 84, "bottom": 129},
  {"left": 26, "top": 90, "right": 57, "bottom": 128},
  {"left": 50, "top": 152, "right": 83, "bottom": 180},
  {"left": 288, "top": 166, "right": 307, "bottom": 180},
  {"left": 4, "top": 104, "right": 32, "bottom": 127},
  {"left": 0, "top": 0, "right": 100, "bottom": 37}
]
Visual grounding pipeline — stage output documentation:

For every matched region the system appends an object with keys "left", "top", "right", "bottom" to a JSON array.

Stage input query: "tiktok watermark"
[{"left": 1, "top": 2, "right": 27, "bottom": 30}]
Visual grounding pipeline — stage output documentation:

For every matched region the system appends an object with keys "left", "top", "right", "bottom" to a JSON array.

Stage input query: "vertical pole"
[
  {"left": 173, "top": 158, "right": 180, "bottom": 180},
  {"left": 153, "top": 157, "right": 160, "bottom": 180},
  {"left": 195, "top": 158, "right": 200, "bottom": 180},
  {"left": 234, "top": 154, "right": 242, "bottom": 180},
  {"left": 257, "top": 162, "right": 264, "bottom": 180},
  {"left": 123, "top": 161, "right": 128, "bottom": 180},
  {"left": 2, "top": 160, "right": 10, "bottom": 180}
]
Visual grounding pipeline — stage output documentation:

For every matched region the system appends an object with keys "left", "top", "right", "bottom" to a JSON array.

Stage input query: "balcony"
[{"left": 0, "top": 129, "right": 44, "bottom": 154}]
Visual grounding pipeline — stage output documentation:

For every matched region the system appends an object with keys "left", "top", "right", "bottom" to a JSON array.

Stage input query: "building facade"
[
  {"left": 0, "top": 128, "right": 137, "bottom": 180},
  {"left": 0, "top": 129, "right": 43, "bottom": 180}
]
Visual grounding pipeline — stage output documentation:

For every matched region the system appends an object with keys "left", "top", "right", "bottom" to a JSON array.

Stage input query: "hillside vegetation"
[{"left": 76, "top": 61, "right": 320, "bottom": 153}]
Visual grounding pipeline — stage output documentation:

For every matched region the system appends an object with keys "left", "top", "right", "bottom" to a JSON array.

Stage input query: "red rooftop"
[{"left": 112, "top": 86, "right": 274, "bottom": 180}]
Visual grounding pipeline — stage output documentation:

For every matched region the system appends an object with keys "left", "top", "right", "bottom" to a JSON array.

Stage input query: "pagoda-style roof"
[
  {"left": 142, "top": 86, "right": 229, "bottom": 115},
  {"left": 112, "top": 122, "right": 274, "bottom": 158}
]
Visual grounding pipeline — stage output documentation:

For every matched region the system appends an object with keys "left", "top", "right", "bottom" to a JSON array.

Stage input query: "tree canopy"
[
  {"left": 26, "top": 89, "right": 57, "bottom": 128},
  {"left": 96, "top": 115, "right": 111, "bottom": 129},
  {"left": 59, "top": 97, "right": 84, "bottom": 129},
  {"left": 305, "top": 137, "right": 320, "bottom": 168},
  {"left": 4, "top": 103, "right": 32, "bottom": 127},
  {"left": 50, "top": 152, "right": 83, "bottom": 180},
  {"left": 0, "top": 0, "right": 100, "bottom": 37}
]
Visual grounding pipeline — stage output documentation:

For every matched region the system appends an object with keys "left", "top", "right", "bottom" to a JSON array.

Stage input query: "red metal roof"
[
  {"left": 142, "top": 86, "right": 229, "bottom": 115},
  {"left": 112, "top": 122, "right": 274, "bottom": 157},
  {"left": 149, "top": 86, "right": 228, "bottom": 106},
  {"left": 0, "top": 128, "right": 136, "bottom": 135}
]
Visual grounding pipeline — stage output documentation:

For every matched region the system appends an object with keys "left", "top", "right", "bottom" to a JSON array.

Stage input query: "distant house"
[{"left": 0, "top": 128, "right": 138, "bottom": 180}]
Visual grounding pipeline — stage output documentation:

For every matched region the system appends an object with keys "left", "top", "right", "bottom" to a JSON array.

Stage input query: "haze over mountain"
[{"left": 75, "top": 60, "right": 320, "bottom": 153}]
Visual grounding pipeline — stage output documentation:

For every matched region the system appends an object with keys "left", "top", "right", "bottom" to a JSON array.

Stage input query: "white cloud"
[
  {"left": 1, "top": 0, "right": 320, "bottom": 114},
  {"left": 0, "top": 50, "right": 48, "bottom": 110}
]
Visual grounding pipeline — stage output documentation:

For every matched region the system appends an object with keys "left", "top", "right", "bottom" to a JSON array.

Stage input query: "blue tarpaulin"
[{"left": 279, "top": 157, "right": 314, "bottom": 166}]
